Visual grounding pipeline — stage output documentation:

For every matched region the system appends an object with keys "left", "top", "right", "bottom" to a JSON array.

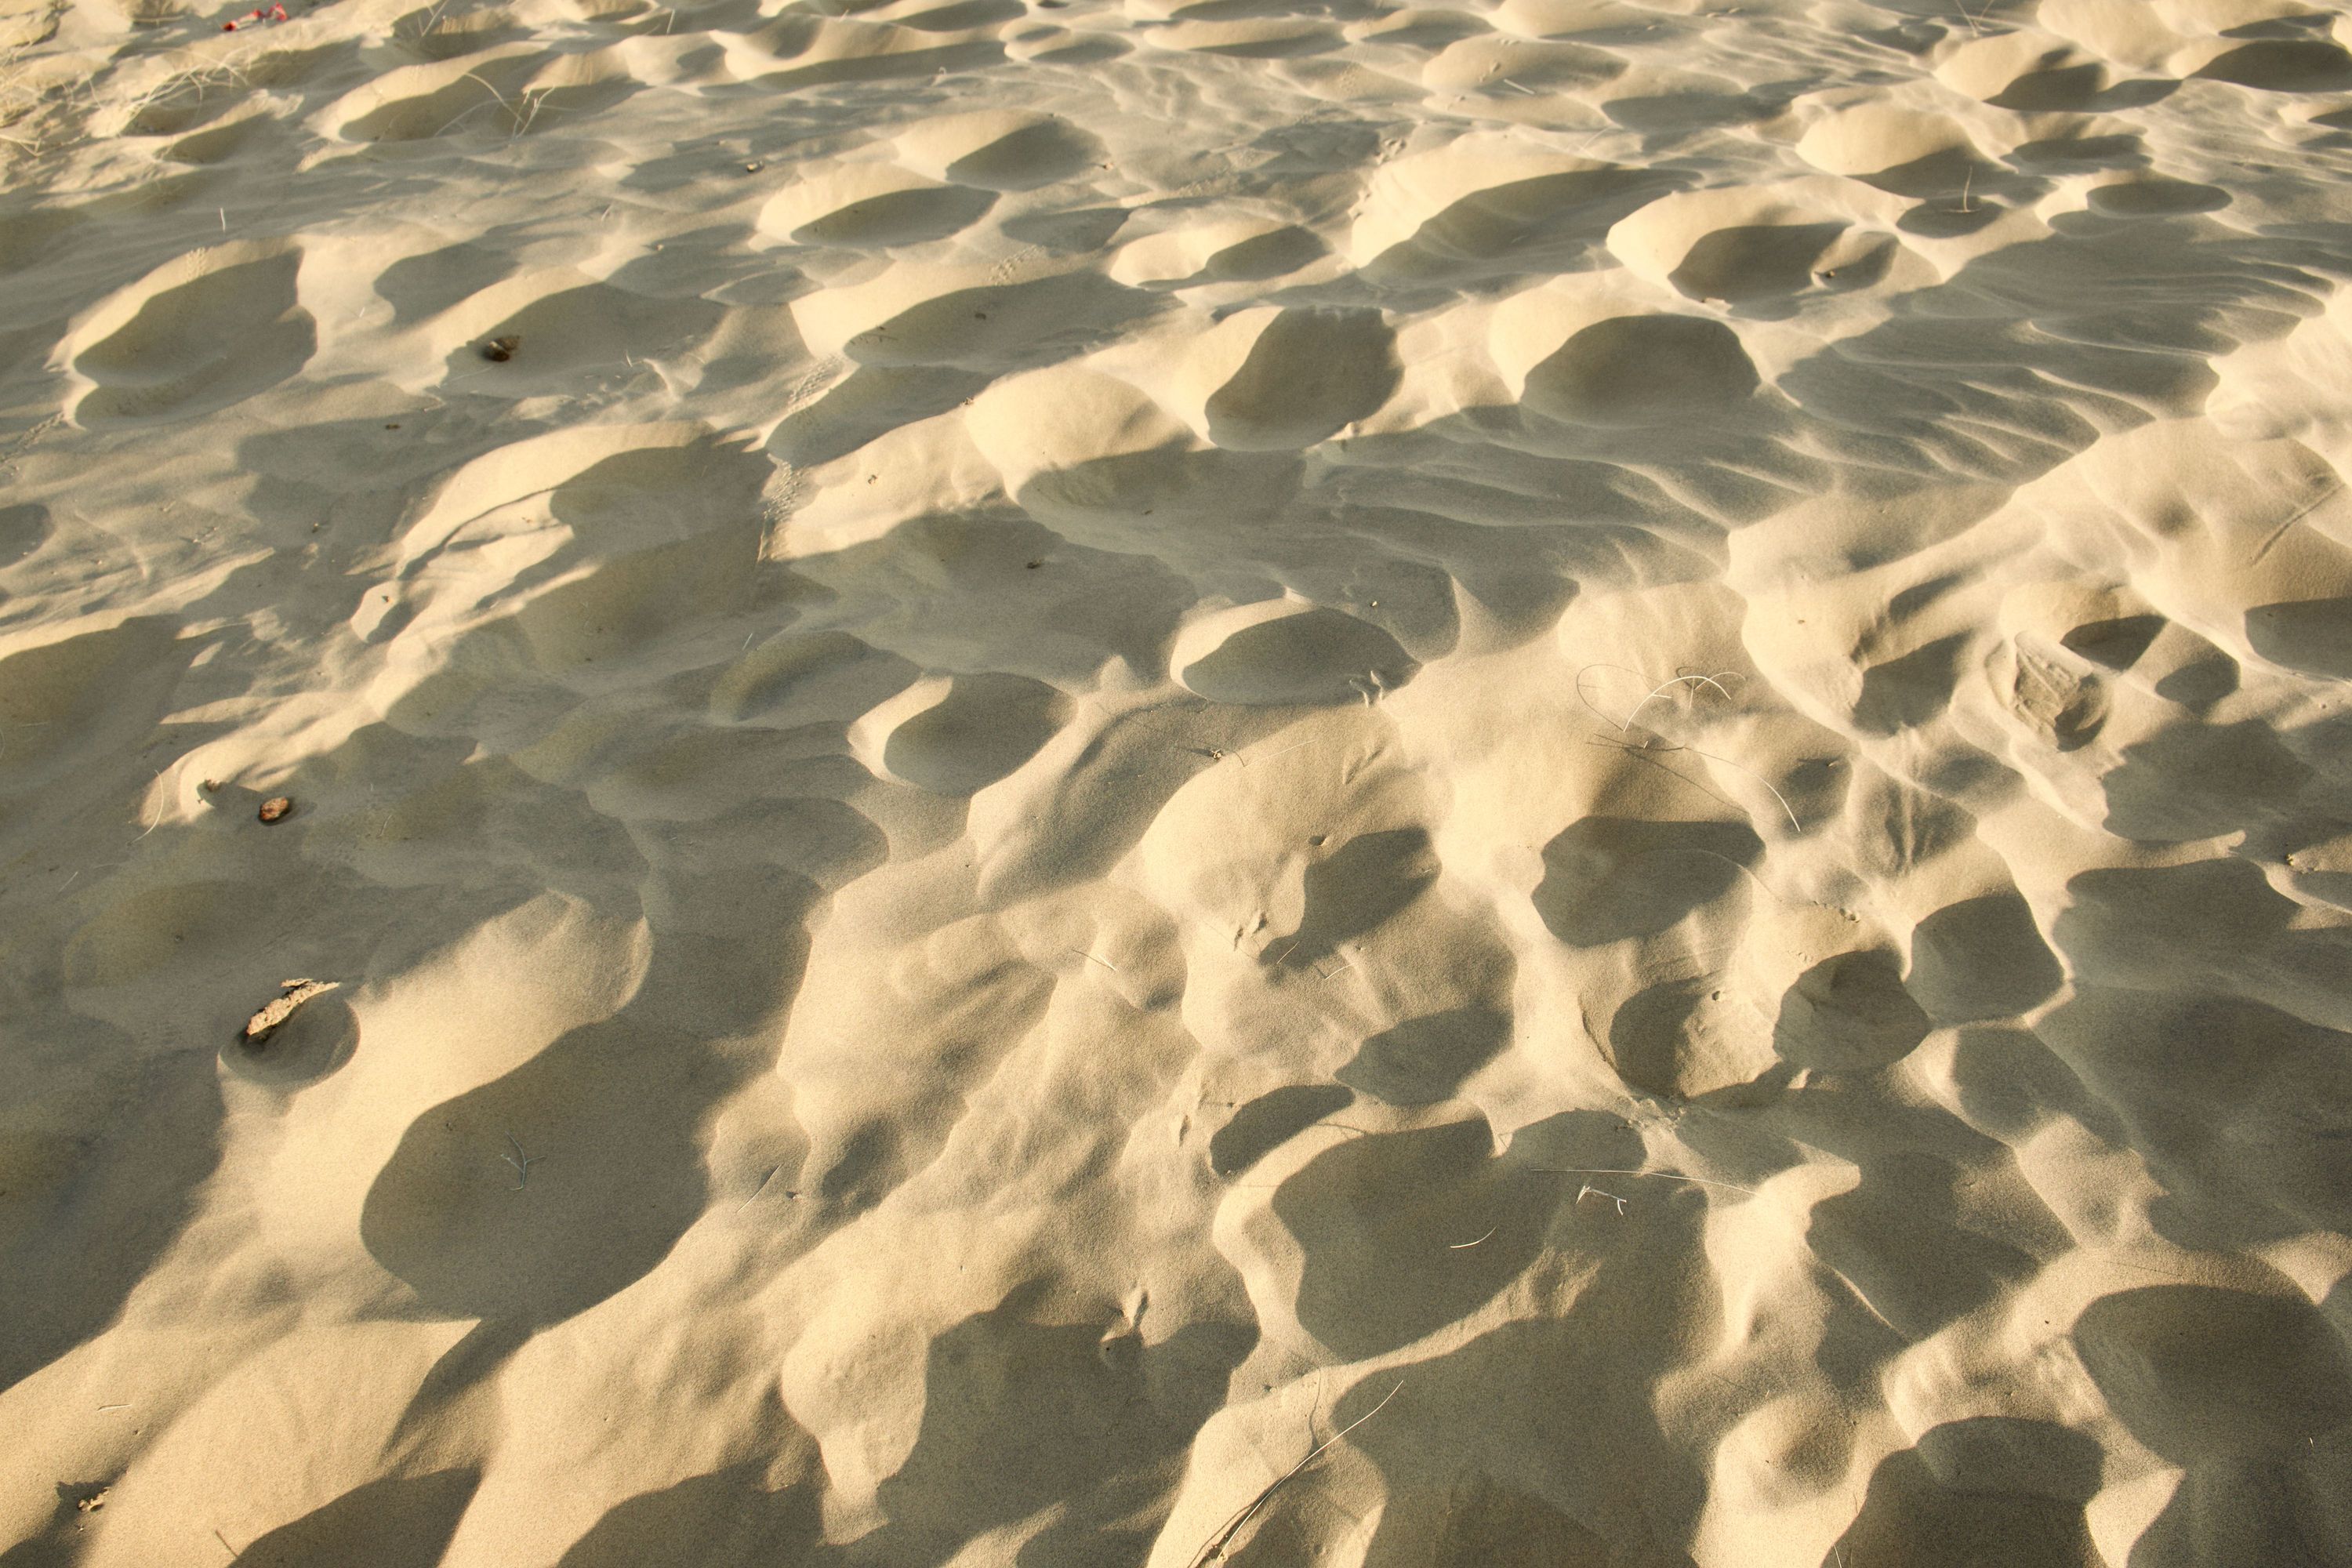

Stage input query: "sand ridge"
[{"left": 2, "top": 0, "right": 2352, "bottom": 1559}]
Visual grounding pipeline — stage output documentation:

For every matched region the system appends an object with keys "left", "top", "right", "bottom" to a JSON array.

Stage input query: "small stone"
[
  {"left": 258, "top": 796, "right": 293, "bottom": 823},
  {"left": 480, "top": 335, "right": 521, "bottom": 362}
]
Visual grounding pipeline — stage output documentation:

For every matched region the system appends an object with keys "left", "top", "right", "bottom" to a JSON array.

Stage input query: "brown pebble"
[
  {"left": 481, "top": 335, "right": 521, "bottom": 362},
  {"left": 259, "top": 796, "right": 293, "bottom": 822}
]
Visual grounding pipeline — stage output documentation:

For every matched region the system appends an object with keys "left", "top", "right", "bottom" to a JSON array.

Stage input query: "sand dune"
[{"left": 4, "top": 0, "right": 2352, "bottom": 1559}]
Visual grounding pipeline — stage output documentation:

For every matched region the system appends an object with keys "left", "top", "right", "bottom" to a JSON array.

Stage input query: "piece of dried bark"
[{"left": 244, "top": 978, "right": 339, "bottom": 1046}]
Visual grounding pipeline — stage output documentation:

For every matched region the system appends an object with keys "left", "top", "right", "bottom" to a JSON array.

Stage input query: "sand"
[{"left": 2, "top": 0, "right": 2351, "bottom": 1559}]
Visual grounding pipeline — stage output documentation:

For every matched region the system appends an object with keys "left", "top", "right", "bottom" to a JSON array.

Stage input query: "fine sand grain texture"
[{"left": 4, "top": 0, "right": 2352, "bottom": 1559}]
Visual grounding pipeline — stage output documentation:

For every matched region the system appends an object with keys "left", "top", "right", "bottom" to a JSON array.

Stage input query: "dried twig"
[
  {"left": 1531, "top": 1166, "right": 1757, "bottom": 1196},
  {"left": 243, "top": 978, "right": 338, "bottom": 1045}
]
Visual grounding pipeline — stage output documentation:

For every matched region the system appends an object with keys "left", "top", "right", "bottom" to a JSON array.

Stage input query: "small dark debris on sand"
[
  {"left": 258, "top": 796, "right": 293, "bottom": 822},
  {"left": 480, "top": 335, "right": 522, "bottom": 362},
  {"left": 244, "top": 978, "right": 339, "bottom": 1047}
]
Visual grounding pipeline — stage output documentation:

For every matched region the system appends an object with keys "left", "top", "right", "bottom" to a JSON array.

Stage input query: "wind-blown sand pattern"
[{"left": 4, "top": 0, "right": 2352, "bottom": 1557}]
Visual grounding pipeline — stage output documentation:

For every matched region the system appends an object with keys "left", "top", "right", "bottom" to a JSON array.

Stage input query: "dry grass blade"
[
  {"left": 1680, "top": 742, "right": 1801, "bottom": 833},
  {"left": 2249, "top": 477, "right": 2341, "bottom": 566},
  {"left": 1588, "top": 731, "right": 1802, "bottom": 834},
  {"left": 1619, "top": 671, "right": 1740, "bottom": 735},
  {"left": 1573, "top": 660, "right": 1656, "bottom": 729},
  {"left": 1186, "top": 1381, "right": 1404, "bottom": 1567},
  {"left": 441, "top": 70, "right": 543, "bottom": 137},
  {"left": 1531, "top": 1166, "right": 1758, "bottom": 1196}
]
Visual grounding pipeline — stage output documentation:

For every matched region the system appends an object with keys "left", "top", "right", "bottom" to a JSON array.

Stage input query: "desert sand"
[{"left": 3, "top": 0, "right": 2351, "bottom": 1559}]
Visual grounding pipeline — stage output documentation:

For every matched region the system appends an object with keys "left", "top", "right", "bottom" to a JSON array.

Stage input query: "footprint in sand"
[
  {"left": 1202, "top": 307, "right": 1399, "bottom": 450},
  {"left": 2074, "top": 1284, "right": 2352, "bottom": 1462},
  {"left": 762, "top": 166, "right": 999, "bottom": 249},
  {"left": 1522, "top": 313, "right": 1761, "bottom": 426},
  {"left": 852, "top": 672, "right": 1069, "bottom": 796},
  {"left": 64, "top": 240, "right": 314, "bottom": 425},
  {"left": 1356, "top": 157, "right": 1682, "bottom": 284},
  {"left": 1269, "top": 1114, "right": 1554, "bottom": 1360},
  {"left": 1172, "top": 600, "right": 1418, "bottom": 707},
  {"left": 437, "top": 276, "right": 725, "bottom": 392},
  {"left": 1828, "top": 1418, "right": 2102, "bottom": 1566},
  {"left": 2193, "top": 38, "right": 2352, "bottom": 93},
  {"left": 897, "top": 110, "right": 1106, "bottom": 191},
  {"left": 1337, "top": 1004, "right": 1512, "bottom": 1107},
  {"left": 373, "top": 240, "right": 519, "bottom": 325},
  {"left": 0, "top": 209, "right": 80, "bottom": 275},
  {"left": 1531, "top": 815, "right": 1763, "bottom": 949},
  {"left": 0, "top": 501, "right": 52, "bottom": 570}
]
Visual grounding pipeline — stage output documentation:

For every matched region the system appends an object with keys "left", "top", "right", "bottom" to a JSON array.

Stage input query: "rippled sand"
[{"left": 4, "top": 0, "right": 2352, "bottom": 1559}]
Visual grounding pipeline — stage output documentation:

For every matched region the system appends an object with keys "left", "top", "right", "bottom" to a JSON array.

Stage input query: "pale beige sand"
[{"left": 4, "top": 0, "right": 2352, "bottom": 1559}]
